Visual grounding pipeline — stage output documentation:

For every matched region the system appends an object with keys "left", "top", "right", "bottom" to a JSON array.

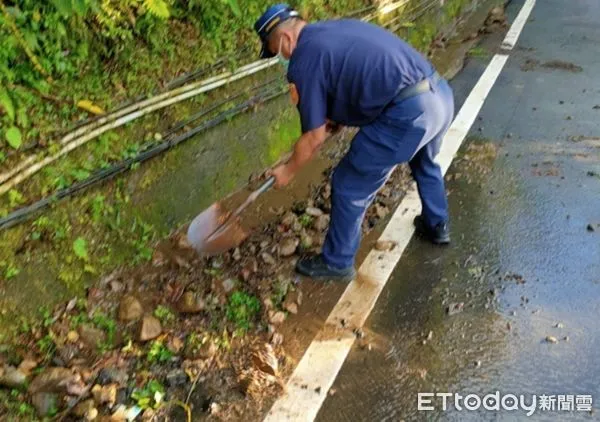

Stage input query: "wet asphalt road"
[{"left": 316, "top": 0, "right": 600, "bottom": 421}]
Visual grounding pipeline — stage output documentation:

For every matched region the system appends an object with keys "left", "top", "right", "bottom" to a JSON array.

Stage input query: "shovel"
[{"left": 186, "top": 176, "right": 276, "bottom": 255}]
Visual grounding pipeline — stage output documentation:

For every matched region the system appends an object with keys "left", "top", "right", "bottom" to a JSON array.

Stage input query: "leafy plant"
[
  {"left": 146, "top": 339, "right": 173, "bottom": 363},
  {"left": 131, "top": 379, "right": 165, "bottom": 410},
  {"left": 72, "top": 237, "right": 89, "bottom": 261},
  {"left": 153, "top": 305, "right": 175, "bottom": 324},
  {"left": 225, "top": 291, "right": 260, "bottom": 332},
  {"left": 299, "top": 214, "right": 313, "bottom": 228}
]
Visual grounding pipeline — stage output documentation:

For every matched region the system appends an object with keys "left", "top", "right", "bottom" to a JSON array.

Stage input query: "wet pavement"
[{"left": 316, "top": 0, "right": 600, "bottom": 420}]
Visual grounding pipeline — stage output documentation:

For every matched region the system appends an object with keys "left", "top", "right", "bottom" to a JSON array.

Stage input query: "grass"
[
  {"left": 225, "top": 291, "right": 261, "bottom": 332},
  {"left": 468, "top": 46, "right": 490, "bottom": 59}
]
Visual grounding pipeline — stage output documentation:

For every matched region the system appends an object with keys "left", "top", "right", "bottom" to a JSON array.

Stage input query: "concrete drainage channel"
[{"left": 263, "top": 0, "right": 535, "bottom": 420}]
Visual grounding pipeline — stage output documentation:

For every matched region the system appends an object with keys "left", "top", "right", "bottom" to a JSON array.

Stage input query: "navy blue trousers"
[{"left": 322, "top": 77, "right": 454, "bottom": 269}]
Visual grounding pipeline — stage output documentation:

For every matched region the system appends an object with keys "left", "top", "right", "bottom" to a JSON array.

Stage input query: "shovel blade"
[{"left": 186, "top": 202, "right": 248, "bottom": 255}]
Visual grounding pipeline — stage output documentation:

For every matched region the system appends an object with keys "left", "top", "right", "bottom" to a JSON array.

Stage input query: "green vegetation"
[
  {"left": 131, "top": 379, "right": 165, "bottom": 410},
  {"left": 153, "top": 305, "right": 176, "bottom": 324},
  {"left": 225, "top": 291, "right": 261, "bottom": 332},
  {"left": 146, "top": 339, "right": 173, "bottom": 363}
]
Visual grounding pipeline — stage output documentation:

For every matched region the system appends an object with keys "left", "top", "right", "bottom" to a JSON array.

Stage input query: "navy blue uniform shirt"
[{"left": 287, "top": 19, "right": 435, "bottom": 133}]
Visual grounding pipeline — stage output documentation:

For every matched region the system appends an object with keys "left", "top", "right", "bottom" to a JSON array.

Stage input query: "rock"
[
  {"left": 118, "top": 295, "right": 144, "bottom": 322},
  {"left": 285, "top": 289, "right": 303, "bottom": 306},
  {"left": 85, "top": 408, "right": 99, "bottom": 421},
  {"left": 74, "top": 399, "right": 96, "bottom": 418},
  {"left": 545, "top": 336, "right": 559, "bottom": 344},
  {"left": 284, "top": 302, "right": 298, "bottom": 315},
  {"left": 17, "top": 359, "right": 38, "bottom": 376},
  {"left": 232, "top": 248, "right": 242, "bottom": 261},
  {"left": 375, "top": 240, "right": 397, "bottom": 251},
  {"left": 313, "top": 214, "right": 330, "bottom": 232},
  {"left": 97, "top": 368, "right": 129, "bottom": 386},
  {"left": 221, "top": 278, "right": 237, "bottom": 293},
  {"left": 587, "top": 224, "right": 595, "bottom": 232},
  {"left": 92, "top": 383, "right": 117, "bottom": 406},
  {"left": 262, "top": 252, "right": 276, "bottom": 266},
  {"left": 281, "top": 212, "right": 299, "bottom": 228},
  {"left": 177, "top": 292, "right": 205, "bottom": 314},
  {"left": 269, "top": 311, "right": 286, "bottom": 325},
  {"left": 446, "top": 303, "right": 464, "bottom": 316},
  {"left": 259, "top": 240, "right": 269, "bottom": 249},
  {"left": 31, "top": 392, "right": 59, "bottom": 417},
  {"left": 166, "top": 369, "right": 188, "bottom": 388},
  {"left": 554, "top": 322, "right": 564, "bottom": 329},
  {"left": 305, "top": 207, "right": 324, "bottom": 217},
  {"left": 79, "top": 324, "right": 107, "bottom": 349},
  {"left": 271, "top": 332, "right": 284, "bottom": 346},
  {"left": 67, "top": 330, "right": 80, "bottom": 343},
  {"left": 0, "top": 366, "right": 27, "bottom": 389},
  {"left": 300, "top": 231, "right": 313, "bottom": 249},
  {"left": 279, "top": 238, "right": 299, "bottom": 257},
  {"left": 168, "top": 336, "right": 185, "bottom": 354},
  {"left": 374, "top": 204, "right": 389, "bottom": 219},
  {"left": 322, "top": 184, "right": 331, "bottom": 200},
  {"left": 139, "top": 316, "right": 162, "bottom": 342},
  {"left": 56, "top": 345, "right": 79, "bottom": 365},
  {"left": 252, "top": 343, "right": 278, "bottom": 376},
  {"left": 29, "top": 367, "right": 79, "bottom": 394}
]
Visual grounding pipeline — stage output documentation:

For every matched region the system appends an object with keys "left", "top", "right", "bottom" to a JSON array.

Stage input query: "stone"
[
  {"left": 261, "top": 252, "right": 276, "bottom": 266},
  {"left": 587, "top": 224, "right": 595, "bottom": 232},
  {"left": 284, "top": 302, "right": 298, "bottom": 315},
  {"left": 281, "top": 212, "right": 298, "bottom": 228},
  {"left": 97, "top": 368, "right": 129, "bottom": 386},
  {"left": 73, "top": 399, "right": 96, "bottom": 418},
  {"left": 78, "top": 325, "right": 107, "bottom": 349},
  {"left": 545, "top": 336, "right": 559, "bottom": 344},
  {"left": 0, "top": 366, "right": 27, "bottom": 389},
  {"left": 85, "top": 408, "right": 99, "bottom": 421},
  {"left": 269, "top": 311, "right": 286, "bottom": 325},
  {"left": 118, "top": 295, "right": 144, "bottom": 322},
  {"left": 166, "top": 369, "right": 188, "bottom": 388},
  {"left": 375, "top": 240, "right": 397, "bottom": 251},
  {"left": 374, "top": 204, "right": 389, "bottom": 219},
  {"left": 232, "top": 248, "right": 242, "bottom": 261},
  {"left": 271, "top": 332, "right": 284, "bottom": 346},
  {"left": 446, "top": 303, "right": 464, "bottom": 316},
  {"left": 313, "top": 214, "right": 330, "bottom": 232},
  {"left": 17, "top": 359, "right": 38, "bottom": 376},
  {"left": 92, "top": 383, "right": 117, "bottom": 406},
  {"left": 221, "top": 278, "right": 237, "bottom": 293},
  {"left": 31, "top": 392, "right": 59, "bottom": 417},
  {"left": 29, "top": 367, "right": 79, "bottom": 394},
  {"left": 305, "top": 207, "right": 324, "bottom": 217},
  {"left": 177, "top": 291, "right": 205, "bottom": 314},
  {"left": 139, "top": 316, "right": 162, "bottom": 342},
  {"left": 300, "top": 231, "right": 313, "bottom": 249},
  {"left": 252, "top": 343, "right": 278, "bottom": 376},
  {"left": 67, "top": 330, "right": 80, "bottom": 343},
  {"left": 279, "top": 238, "right": 299, "bottom": 257}
]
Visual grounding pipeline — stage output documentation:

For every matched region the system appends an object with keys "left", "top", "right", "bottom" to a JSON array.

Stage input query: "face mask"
[{"left": 277, "top": 38, "right": 290, "bottom": 70}]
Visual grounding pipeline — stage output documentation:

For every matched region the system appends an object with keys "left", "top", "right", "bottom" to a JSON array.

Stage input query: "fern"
[{"left": 144, "top": 0, "right": 169, "bottom": 18}]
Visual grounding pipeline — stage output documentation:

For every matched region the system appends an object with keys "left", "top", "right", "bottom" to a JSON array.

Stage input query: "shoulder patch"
[{"left": 289, "top": 83, "right": 299, "bottom": 106}]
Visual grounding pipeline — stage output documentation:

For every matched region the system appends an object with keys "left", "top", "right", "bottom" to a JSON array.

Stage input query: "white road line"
[
  {"left": 265, "top": 2, "right": 533, "bottom": 421},
  {"left": 502, "top": 0, "right": 536, "bottom": 50}
]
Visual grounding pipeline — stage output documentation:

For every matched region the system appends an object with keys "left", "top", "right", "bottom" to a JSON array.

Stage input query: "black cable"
[{"left": 0, "top": 85, "right": 287, "bottom": 231}]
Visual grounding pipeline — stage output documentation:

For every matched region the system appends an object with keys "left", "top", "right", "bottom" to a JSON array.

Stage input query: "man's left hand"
[{"left": 271, "top": 164, "right": 295, "bottom": 188}]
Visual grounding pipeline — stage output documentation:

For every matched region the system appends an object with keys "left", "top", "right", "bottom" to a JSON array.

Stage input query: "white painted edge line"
[
  {"left": 265, "top": 2, "right": 534, "bottom": 420},
  {"left": 502, "top": 0, "right": 536, "bottom": 50},
  {"left": 265, "top": 53, "right": 510, "bottom": 422}
]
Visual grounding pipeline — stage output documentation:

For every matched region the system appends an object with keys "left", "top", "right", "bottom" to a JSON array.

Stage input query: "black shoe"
[
  {"left": 295, "top": 254, "right": 356, "bottom": 282},
  {"left": 414, "top": 215, "right": 450, "bottom": 245}
]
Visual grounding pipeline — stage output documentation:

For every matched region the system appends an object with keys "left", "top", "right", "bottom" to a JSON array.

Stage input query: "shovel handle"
[{"left": 256, "top": 176, "right": 276, "bottom": 195}]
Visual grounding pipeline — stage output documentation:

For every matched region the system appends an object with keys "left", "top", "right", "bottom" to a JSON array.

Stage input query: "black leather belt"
[{"left": 395, "top": 71, "right": 441, "bottom": 101}]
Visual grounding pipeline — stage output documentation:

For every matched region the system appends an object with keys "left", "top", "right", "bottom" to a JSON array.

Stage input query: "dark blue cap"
[{"left": 254, "top": 4, "right": 300, "bottom": 59}]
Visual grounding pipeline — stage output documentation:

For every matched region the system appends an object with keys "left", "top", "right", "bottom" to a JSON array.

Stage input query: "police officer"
[{"left": 254, "top": 4, "right": 454, "bottom": 282}]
